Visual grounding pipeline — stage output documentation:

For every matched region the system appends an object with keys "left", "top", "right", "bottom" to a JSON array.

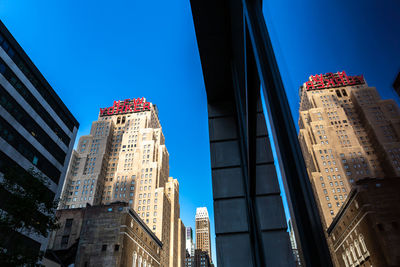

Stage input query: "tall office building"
[
  {"left": 298, "top": 71, "right": 400, "bottom": 227},
  {"left": 195, "top": 207, "right": 212, "bottom": 262},
  {"left": 59, "top": 97, "right": 184, "bottom": 266},
  {"left": 186, "top": 227, "right": 195, "bottom": 256},
  {"left": 0, "top": 21, "right": 79, "bottom": 255}
]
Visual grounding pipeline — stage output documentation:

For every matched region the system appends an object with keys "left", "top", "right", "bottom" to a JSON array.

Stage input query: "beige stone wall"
[
  {"left": 74, "top": 205, "right": 162, "bottom": 267},
  {"left": 178, "top": 219, "right": 186, "bottom": 267},
  {"left": 59, "top": 119, "right": 112, "bottom": 209},
  {"left": 166, "top": 177, "right": 181, "bottom": 267},
  {"left": 47, "top": 208, "right": 85, "bottom": 250}
]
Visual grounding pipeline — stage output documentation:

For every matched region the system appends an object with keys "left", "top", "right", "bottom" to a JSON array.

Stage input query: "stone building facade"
[
  {"left": 327, "top": 178, "right": 400, "bottom": 267},
  {"left": 298, "top": 71, "right": 400, "bottom": 227},
  {"left": 57, "top": 98, "right": 184, "bottom": 266},
  {"left": 46, "top": 202, "right": 162, "bottom": 267}
]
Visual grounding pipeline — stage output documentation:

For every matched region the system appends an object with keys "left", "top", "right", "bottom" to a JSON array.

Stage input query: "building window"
[
  {"left": 61, "top": 235, "right": 69, "bottom": 247},
  {"left": 102, "top": 244, "right": 107, "bottom": 251},
  {"left": 65, "top": 218, "right": 73, "bottom": 228}
]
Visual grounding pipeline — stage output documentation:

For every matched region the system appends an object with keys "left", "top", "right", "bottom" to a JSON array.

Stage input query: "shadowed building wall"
[{"left": 327, "top": 178, "right": 400, "bottom": 267}]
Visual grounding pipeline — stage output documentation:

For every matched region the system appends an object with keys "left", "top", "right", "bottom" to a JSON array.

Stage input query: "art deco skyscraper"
[
  {"left": 59, "top": 98, "right": 185, "bottom": 266},
  {"left": 195, "top": 207, "right": 212, "bottom": 261},
  {"left": 298, "top": 71, "right": 400, "bottom": 227}
]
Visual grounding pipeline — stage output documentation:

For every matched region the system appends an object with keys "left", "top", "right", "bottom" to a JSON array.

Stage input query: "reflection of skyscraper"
[
  {"left": 298, "top": 71, "right": 400, "bottom": 227},
  {"left": 195, "top": 207, "right": 212, "bottom": 261},
  {"left": 288, "top": 219, "right": 302, "bottom": 266},
  {"left": 186, "top": 227, "right": 195, "bottom": 256},
  {"left": 59, "top": 98, "right": 184, "bottom": 266}
]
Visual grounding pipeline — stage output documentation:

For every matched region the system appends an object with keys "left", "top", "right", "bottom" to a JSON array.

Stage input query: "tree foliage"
[{"left": 0, "top": 166, "right": 59, "bottom": 266}]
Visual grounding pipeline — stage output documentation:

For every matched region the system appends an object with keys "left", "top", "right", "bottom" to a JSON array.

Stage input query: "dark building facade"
[
  {"left": 46, "top": 202, "right": 163, "bottom": 267},
  {"left": 0, "top": 20, "right": 79, "bottom": 256},
  {"left": 327, "top": 178, "right": 400, "bottom": 267},
  {"left": 393, "top": 72, "right": 400, "bottom": 97},
  {"left": 185, "top": 249, "right": 211, "bottom": 267}
]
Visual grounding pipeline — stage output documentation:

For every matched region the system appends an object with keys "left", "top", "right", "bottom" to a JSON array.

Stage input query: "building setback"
[
  {"left": 298, "top": 71, "right": 400, "bottom": 227},
  {"left": 195, "top": 207, "right": 212, "bottom": 262},
  {"left": 58, "top": 98, "right": 184, "bottom": 266},
  {"left": 0, "top": 20, "right": 79, "bottom": 255}
]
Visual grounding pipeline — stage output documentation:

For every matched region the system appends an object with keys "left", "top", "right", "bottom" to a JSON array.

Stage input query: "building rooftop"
[{"left": 195, "top": 207, "right": 209, "bottom": 219}]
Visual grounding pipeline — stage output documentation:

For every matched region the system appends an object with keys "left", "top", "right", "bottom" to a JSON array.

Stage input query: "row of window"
[
  {"left": 325, "top": 194, "right": 346, "bottom": 202},
  {"left": 341, "top": 235, "right": 369, "bottom": 267},
  {"left": 0, "top": 115, "right": 61, "bottom": 183},
  {"left": 0, "top": 58, "right": 71, "bottom": 146},
  {"left": 319, "top": 174, "right": 342, "bottom": 181},
  {"left": 323, "top": 187, "right": 346, "bottom": 194},
  {"left": 0, "top": 85, "right": 66, "bottom": 164}
]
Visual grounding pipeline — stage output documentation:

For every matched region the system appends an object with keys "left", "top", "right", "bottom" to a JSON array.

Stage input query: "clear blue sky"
[
  {"left": 263, "top": 0, "right": 400, "bottom": 124},
  {"left": 1, "top": 0, "right": 399, "bottom": 265}
]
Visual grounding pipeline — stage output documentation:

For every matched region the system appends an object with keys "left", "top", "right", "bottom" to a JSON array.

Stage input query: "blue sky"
[
  {"left": 1, "top": 0, "right": 399, "bottom": 265},
  {"left": 263, "top": 0, "right": 400, "bottom": 124}
]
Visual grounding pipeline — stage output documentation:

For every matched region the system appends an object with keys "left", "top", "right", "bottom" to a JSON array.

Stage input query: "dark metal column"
[{"left": 243, "top": 0, "right": 333, "bottom": 266}]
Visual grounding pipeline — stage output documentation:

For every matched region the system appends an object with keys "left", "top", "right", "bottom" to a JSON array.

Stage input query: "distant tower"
[
  {"left": 185, "top": 227, "right": 195, "bottom": 256},
  {"left": 195, "top": 207, "right": 212, "bottom": 261}
]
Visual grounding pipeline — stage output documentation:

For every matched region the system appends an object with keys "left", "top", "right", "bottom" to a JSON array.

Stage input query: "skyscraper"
[
  {"left": 0, "top": 20, "right": 79, "bottom": 255},
  {"left": 195, "top": 207, "right": 212, "bottom": 262},
  {"left": 59, "top": 98, "right": 184, "bottom": 266},
  {"left": 298, "top": 71, "right": 400, "bottom": 227},
  {"left": 186, "top": 227, "right": 195, "bottom": 257}
]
